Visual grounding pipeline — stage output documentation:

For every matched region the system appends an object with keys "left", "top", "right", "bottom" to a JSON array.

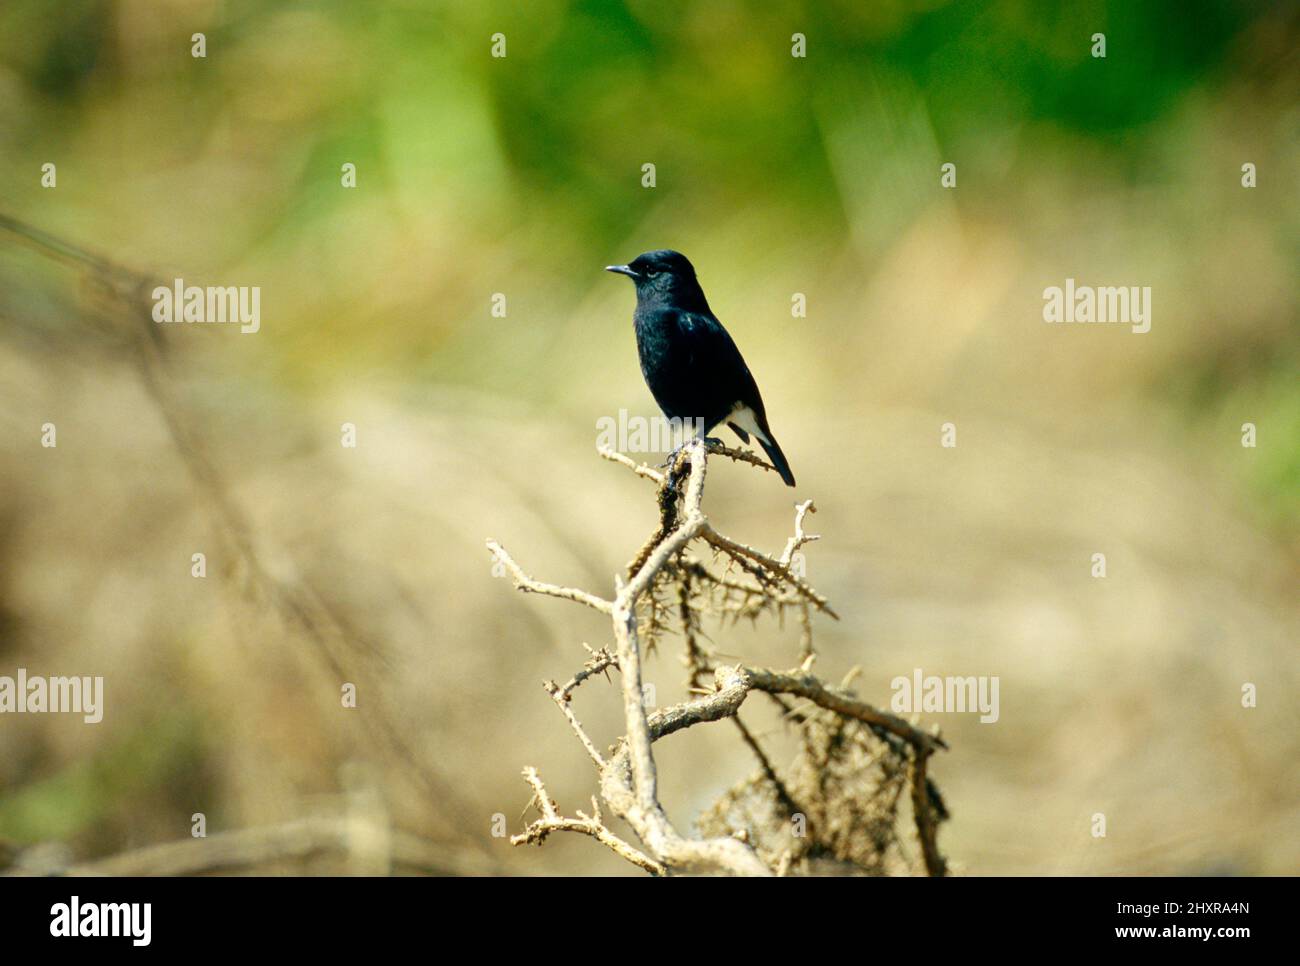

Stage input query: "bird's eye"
[{"left": 645, "top": 270, "right": 659, "bottom": 279}]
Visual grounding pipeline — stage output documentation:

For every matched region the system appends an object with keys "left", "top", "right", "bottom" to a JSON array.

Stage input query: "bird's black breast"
[{"left": 633, "top": 307, "right": 764, "bottom": 430}]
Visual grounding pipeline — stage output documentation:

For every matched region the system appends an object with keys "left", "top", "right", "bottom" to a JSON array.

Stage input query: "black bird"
[{"left": 605, "top": 250, "right": 796, "bottom": 487}]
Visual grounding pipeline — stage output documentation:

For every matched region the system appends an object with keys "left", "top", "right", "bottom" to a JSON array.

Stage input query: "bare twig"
[
  {"left": 486, "top": 539, "right": 614, "bottom": 614},
  {"left": 742, "top": 666, "right": 946, "bottom": 755},
  {"left": 598, "top": 445, "right": 664, "bottom": 484},
  {"left": 494, "top": 439, "right": 950, "bottom": 875},
  {"left": 511, "top": 768, "right": 664, "bottom": 875},
  {"left": 910, "top": 751, "right": 948, "bottom": 877},
  {"left": 702, "top": 526, "right": 839, "bottom": 619},
  {"left": 780, "top": 499, "right": 821, "bottom": 565},
  {"left": 543, "top": 650, "right": 617, "bottom": 768}
]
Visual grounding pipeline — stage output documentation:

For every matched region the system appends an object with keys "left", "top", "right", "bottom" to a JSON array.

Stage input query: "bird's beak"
[{"left": 605, "top": 264, "right": 638, "bottom": 278}]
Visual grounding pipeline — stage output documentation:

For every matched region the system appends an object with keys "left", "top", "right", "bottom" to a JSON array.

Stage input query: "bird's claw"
[{"left": 657, "top": 442, "right": 688, "bottom": 471}]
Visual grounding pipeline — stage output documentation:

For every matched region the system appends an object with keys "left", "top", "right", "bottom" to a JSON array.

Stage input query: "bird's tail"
[{"left": 757, "top": 433, "right": 796, "bottom": 488}]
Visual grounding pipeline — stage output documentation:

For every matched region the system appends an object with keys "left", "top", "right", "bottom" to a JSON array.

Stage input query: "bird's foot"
[
  {"left": 657, "top": 440, "right": 690, "bottom": 471},
  {"left": 658, "top": 437, "right": 713, "bottom": 485},
  {"left": 657, "top": 436, "right": 719, "bottom": 464}
]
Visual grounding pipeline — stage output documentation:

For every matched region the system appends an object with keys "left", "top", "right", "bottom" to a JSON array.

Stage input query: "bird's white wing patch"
[{"left": 728, "top": 404, "right": 769, "bottom": 444}]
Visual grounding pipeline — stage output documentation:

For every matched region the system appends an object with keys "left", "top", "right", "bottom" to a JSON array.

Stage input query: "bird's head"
[{"left": 605, "top": 250, "right": 706, "bottom": 307}]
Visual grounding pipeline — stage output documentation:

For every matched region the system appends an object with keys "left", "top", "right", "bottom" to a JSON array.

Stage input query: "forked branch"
[{"left": 489, "top": 438, "right": 948, "bottom": 875}]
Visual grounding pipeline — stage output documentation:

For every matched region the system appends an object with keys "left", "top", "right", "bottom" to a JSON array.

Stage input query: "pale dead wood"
[
  {"left": 510, "top": 768, "right": 664, "bottom": 875},
  {"left": 486, "top": 539, "right": 614, "bottom": 614},
  {"left": 491, "top": 438, "right": 950, "bottom": 875}
]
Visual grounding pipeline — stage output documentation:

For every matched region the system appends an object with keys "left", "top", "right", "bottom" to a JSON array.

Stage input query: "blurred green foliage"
[
  {"left": 0, "top": 2, "right": 1294, "bottom": 520},
  {"left": 0, "top": 710, "right": 210, "bottom": 848}
]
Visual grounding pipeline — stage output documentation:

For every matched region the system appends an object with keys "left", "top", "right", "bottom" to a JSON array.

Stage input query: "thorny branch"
[
  {"left": 488, "top": 439, "right": 950, "bottom": 876},
  {"left": 509, "top": 767, "right": 663, "bottom": 875}
]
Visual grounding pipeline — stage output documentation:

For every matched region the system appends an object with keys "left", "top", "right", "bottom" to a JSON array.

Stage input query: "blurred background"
[{"left": 0, "top": 0, "right": 1296, "bottom": 874}]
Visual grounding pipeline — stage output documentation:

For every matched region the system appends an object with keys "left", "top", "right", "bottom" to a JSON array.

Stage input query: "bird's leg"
[
  {"left": 659, "top": 431, "right": 711, "bottom": 489},
  {"left": 657, "top": 439, "right": 688, "bottom": 470},
  {"left": 659, "top": 421, "right": 701, "bottom": 468},
  {"left": 661, "top": 442, "right": 699, "bottom": 493},
  {"left": 658, "top": 422, "right": 718, "bottom": 487}
]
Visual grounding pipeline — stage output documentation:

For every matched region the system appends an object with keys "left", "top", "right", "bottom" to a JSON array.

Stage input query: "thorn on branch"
[{"left": 490, "top": 441, "right": 947, "bottom": 875}]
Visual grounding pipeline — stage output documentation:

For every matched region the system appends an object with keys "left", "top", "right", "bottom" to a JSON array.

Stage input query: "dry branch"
[{"left": 490, "top": 438, "right": 950, "bottom": 875}]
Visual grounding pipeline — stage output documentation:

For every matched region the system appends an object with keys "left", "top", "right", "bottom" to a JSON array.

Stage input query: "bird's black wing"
[
  {"left": 676, "top": 311, "right": 796, "bottom": 486},
  {"left": 671, "top": 309, "right": 769, "bottom": 429}
]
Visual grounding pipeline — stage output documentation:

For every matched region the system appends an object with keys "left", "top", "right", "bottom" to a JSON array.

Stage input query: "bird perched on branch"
[{"left": 605, "top": 249, "right": 796, "bottom": 487}]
